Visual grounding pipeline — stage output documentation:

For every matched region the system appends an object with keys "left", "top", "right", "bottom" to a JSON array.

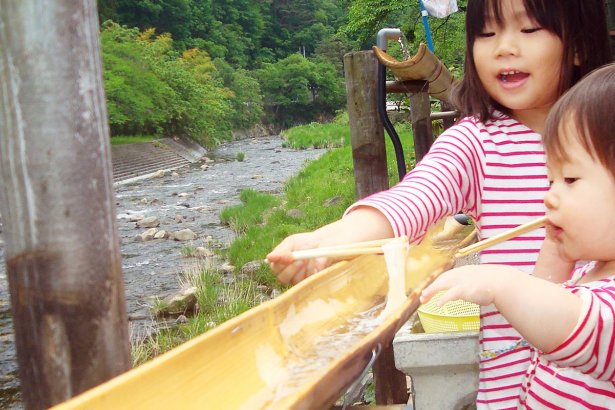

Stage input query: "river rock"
[
  {"left": 136, "top": 228, "right": 158, "bottom": 242},
  {"left": 194, "top": 247, "right": 214, "bottom": 258},
  {"left": 221, "top": 262, "right": 235, "bottom": 275},
  {"left": 153, "top": 286, "right": 198, "bottom": 317},
  {"left": 200, "top": 164, "right": 210, "bottom": 170},
  {"left": 240, "top": 260, "right": 265, "bottom": 276},
  {"left": 154, "top": 230, "right": 168, "bottom": 239},
  {"left": 136, "top": 216, "right": 160, "bottom": 228},
  {"left": 153, "top": 170, "right": 166, "bottom": 178},
  {"left": 172, "top": 229, "right": 197, "bottom": 241},
  {"left": 128, "top": 214, "right": 144, "bottom": 222}
]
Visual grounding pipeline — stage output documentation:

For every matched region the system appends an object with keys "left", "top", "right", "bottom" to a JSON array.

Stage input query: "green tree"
[
  {"left": 101, "top": 21, "right": 175, "bottom": 135},
  {"left": 138, "top": 31, "right": 233, "bottom": 144},
  {"left": 256, "top": 54, "right": 345, "bottom": 126},
  {"left": 99, "top": 0, "right": 193, "bottom": 43},
  {"left": 214, "top": 59, "right": 264, "bottom": 129},
  {"left": 100, "top": 22, "right": 235, "bottom": 145}
]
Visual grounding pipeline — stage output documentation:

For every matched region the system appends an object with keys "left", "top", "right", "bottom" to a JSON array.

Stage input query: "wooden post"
[
  {"left": 343, "top": 51, "right": 389, "bottom": 199},
  {"left": 0, "top": 1, "right": 131, "bottom": 409},
  {"left": 344, "top": 50, "right": 410, "bottom": 405},
  {"left": 440, "top": 101, "right": 457, "bottom": 131},
  {"left": 408, "top": 81, "right": 434, "bottom": 162}
]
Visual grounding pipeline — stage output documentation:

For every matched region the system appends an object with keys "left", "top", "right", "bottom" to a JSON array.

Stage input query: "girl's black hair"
[{"left": 451, "top": 0, "right": 612, "bottom": 122}]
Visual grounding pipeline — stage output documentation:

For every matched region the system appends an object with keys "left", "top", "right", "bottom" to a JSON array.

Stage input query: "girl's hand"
[
  {"left": 266, "top": 231, "right": 334, "bottom": 285},
  {"left": 420, "top": 265, "right": 514, "bottom": 307},
  {"left": 267, "top": 207, "right": 395, "bottom": 285}
]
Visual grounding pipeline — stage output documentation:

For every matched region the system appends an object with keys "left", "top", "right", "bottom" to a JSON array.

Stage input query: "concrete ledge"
[
  {"left": 394, "top": 330, "right": 479, "bottom": 368},
  {"left": 393, "top": 323, "right": 479, "bottom": 409}
]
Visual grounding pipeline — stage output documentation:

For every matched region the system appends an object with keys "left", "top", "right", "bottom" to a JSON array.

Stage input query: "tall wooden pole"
[
  {"left": 0, "top": 1, "right": 131, "bottom": 409},
  {"left": 343, "top": 51, "right": 389, "bottom": 199},
  {"left": 344, "top": 50, "right": 410, "bottom": 405},
  {"left": 408, "top": 81, "right": 434, "bottom": 162}
]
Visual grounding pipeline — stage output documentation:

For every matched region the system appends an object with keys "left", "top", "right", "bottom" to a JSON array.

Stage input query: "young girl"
[
  {"left": 268, "top": 0, "right": 611, "bottom": 407},
  {"left": 421, "top": 63, "right": 615, "bottom": 408}
]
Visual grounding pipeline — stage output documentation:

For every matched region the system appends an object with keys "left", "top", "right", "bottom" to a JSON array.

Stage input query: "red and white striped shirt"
[
  {"left": 347, "top": 112, "right": 549, "bottom": 408},
  {"left": 519, "top": 261, "right": 615, "bottom": 408}
]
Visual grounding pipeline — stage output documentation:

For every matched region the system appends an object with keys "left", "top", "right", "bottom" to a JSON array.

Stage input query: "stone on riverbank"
[
  {"left": 172, "top": 229, "right": 197, "bottom": 241},
  {"left": 153, "top": 286, "right": 198, "bottom": 317},
  {"left": 136, "top": 228, "right": 158, "bottom": 242},
  {"left": 136, "top": 216, "right": 160, "bottom": 228}
]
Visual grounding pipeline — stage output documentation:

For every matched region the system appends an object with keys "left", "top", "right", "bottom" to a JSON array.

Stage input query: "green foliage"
[
  {"left": 132, "top": 267, "right": 258, "bottom": 364},
  {"left": 281, "top": 118, "right": 350, "bottom": 149},
  {"left": 101, "top": 22, "right": 239, "bottom": 146},
  {"left": 256, "top": 54, "right": 346, "bottom": 127},
  {"left": 101, "top": 22, "right": 174, "bottom": 136},
  {"left": 213, "top": 59, "right": 264, "bottom": 130},
  {"left": 99, "top": 0, "right": 350, "bottom": 68},
  {"left": 100, "top": 1, "right": 464, "bottom": 143},
  {"left": 181, "top": 245, "right": 197, "bottom": 257}
]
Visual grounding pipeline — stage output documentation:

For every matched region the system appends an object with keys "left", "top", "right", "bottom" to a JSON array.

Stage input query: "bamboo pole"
[
  {"left": 0, "top": 1, "right": 131, "bottom": 408},
  {"left": 344, "top": 50, "right": 409, "bottom": 405}
]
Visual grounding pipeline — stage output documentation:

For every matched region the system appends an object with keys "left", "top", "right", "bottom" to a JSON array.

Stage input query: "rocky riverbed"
[{"left": 0, "top": 135, "right": 327, "bottom": 408}]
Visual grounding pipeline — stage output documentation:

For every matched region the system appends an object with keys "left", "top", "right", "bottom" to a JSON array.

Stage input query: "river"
[{"left": 0, "top": 135, "right": 327, "bottom": 408}]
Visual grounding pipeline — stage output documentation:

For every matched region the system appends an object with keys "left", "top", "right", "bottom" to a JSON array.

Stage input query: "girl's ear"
[{"left": 574, "top": 52, "right": 581, "bottom": 66}]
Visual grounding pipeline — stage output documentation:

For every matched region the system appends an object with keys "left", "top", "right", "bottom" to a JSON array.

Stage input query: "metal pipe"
[
  {"left": 376, "top": 28, "right": 407, "bottom": 180},
  {"left": 376, "top": 28, "right": 402, "bottom": 51}
]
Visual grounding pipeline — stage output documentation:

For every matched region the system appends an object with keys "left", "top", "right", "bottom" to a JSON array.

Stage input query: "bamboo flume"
[{"left": 52, "top": 217, "right": 545, "bottom": 409}]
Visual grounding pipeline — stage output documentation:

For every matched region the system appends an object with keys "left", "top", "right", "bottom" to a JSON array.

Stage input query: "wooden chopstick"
[
  {"left": 291, "top": 246, "right": 384, "bottom": 261},
  {"left": 454, "top": 216, "right": 547, "bottom": 258},
  {"left": 289, "top": 237, "right": 403, "bottom": 261}
]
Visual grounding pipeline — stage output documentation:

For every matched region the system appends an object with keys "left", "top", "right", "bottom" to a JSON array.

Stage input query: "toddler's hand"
[{"left": 421, "top": 265, "right": 509, "bottom": 307}]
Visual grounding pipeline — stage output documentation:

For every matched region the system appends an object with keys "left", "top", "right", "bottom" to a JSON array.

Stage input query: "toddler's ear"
[{"left": 574, "top": 52, "right": 580, "bottom": 66}]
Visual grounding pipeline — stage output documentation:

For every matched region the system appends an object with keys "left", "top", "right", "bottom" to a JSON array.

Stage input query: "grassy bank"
[
  {"left": 110, "top": 135, "right": 158, "bottom": 145},
  {"left": 132, "top": 114, "right": 416, "bottom": 364}
]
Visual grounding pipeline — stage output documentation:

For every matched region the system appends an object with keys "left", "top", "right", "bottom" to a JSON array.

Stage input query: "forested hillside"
[{"left": 97, "top": 0, "right": 466, "bottom": 146}]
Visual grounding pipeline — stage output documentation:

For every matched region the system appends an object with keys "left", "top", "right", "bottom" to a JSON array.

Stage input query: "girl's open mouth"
[{"left": 497, "top": 70, "right": 529, "bottom": 89}]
